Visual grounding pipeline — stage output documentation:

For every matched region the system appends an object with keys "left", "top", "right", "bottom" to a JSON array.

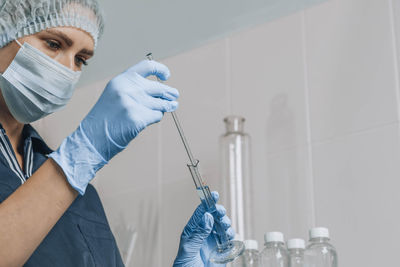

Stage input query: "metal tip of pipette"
[{"left": 146, "top": 53, "right": 153, "bottom": 60}]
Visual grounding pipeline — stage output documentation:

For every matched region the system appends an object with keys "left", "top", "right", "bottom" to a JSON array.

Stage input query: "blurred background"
[{"left": 32, "top": 0, "right": 400, "bottom": 266}]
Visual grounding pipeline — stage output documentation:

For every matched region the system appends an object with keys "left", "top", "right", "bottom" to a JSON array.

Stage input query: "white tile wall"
[
  {"left": 391, "top": 0, "right": 400, "bottom": 117},
  {"left": 305, "top": 0, "right": 398, "bottom": 142},
  {"left": 95, "top": 126, "right": 160, "bottom": 198},
  {"left": 32, "top": 0, "right": 400, "bottom": 265},
  {"left": 312, "top": 123, "right": 400, "bottom": 266},
  {"left": 262, "top": 147, "right": 314, "bottom": 243},
  {"left": 230, "top": 12, "right": 308, "bottom": 155},
  {"left": 229, "top": 11, "right": 314, "bottom": 246},
  {"left": 101, "top": 186, "right": 161, "bottom": 267}
]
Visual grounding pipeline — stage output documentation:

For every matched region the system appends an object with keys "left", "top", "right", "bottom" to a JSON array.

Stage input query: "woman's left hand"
[{"left": 173, "top": 191, "right": 235, "bottom": 267}]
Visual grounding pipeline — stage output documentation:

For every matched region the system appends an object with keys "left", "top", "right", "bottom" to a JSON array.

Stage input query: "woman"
[{"left": 0, "top": 0, "right": 234, "bottom": 266}]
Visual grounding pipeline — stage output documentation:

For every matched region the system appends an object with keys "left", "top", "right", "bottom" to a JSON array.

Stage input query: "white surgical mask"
[{"left": 0, "top": 40, "right": 81, "bottom": 123}]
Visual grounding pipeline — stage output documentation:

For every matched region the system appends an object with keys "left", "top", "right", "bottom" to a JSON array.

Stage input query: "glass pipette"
[{"left": 146, "top": 53, "right": 245, "bottom": 263}]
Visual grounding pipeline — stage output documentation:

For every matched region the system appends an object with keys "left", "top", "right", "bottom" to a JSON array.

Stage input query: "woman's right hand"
[
  {"left": 82, "top": 60, "right": 179, "bottom": 160},
  {"left": 49, "top": 60, "right": 179, "bottom": 195}
]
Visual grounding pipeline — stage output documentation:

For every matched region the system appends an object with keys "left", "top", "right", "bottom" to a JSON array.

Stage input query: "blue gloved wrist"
[
  {"left": 80, "top": 113, "right": 129, "bottom": 162},
  {"left": 174, "top": 212, "right": 214, "bottom": 267},
  {"left": 174, "top": 192, "right": 234, "bottom": 267},
  {"left": 49, "top": 124, "right": 108, "bottom": 195}
]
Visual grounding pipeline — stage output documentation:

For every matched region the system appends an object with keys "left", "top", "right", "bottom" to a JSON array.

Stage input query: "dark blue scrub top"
[{"left": 0, "top": 124, "right": 124, "bottom": 267}]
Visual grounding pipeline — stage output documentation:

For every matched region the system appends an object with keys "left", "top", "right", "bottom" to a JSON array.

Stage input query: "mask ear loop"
[{"left": 15, "top": 40, "right": 23, "bottom": 48}]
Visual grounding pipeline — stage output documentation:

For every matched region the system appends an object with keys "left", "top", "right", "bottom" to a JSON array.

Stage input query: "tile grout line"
[
  {"left": 385, "top": 0, "right": 400, "bottom": 182},
  {"left": 157, "top": 123, "right": 163, "bottom": 266},
  {"left": 311, "top": 120, "right": 399, "bottom": 147},
  {"left": 388, "top": 0, "right": 400, "bottom": 122},
  {"left": 225, "top": 37, "right": 233, "bottom": 115},
  {"left": 301, "top": 10, "right": 316, "bottom": 228}
]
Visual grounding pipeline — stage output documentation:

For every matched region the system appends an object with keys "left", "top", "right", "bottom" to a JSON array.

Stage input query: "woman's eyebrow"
[
  {"left": 45, "top": 29, "right": 74, "bottom": 47},
  {"left": 80, "top": 48, "right": 94, "bottom": 57},
  {"left": 45, "top": 29, "right": 94, "bottom": 56}
]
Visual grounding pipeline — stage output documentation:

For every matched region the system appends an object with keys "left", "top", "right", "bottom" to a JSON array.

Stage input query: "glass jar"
[{"left": 220, "top": 115, "right": 254, "bottom": 240}]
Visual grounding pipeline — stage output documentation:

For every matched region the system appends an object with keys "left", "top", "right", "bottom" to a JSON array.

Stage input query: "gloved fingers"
[
  {"left": 146, "top": 96, "right": 178, "bottom": 113},
  {"left": 190, "top": 212, "right": 214, "bottom": 241},
  {"left": 150, "top": 110, "right": 164, "bottom": 124},
  {"left": 226, "top": 227, "right": 235, "bottom": 240},
  {"left": 144, "top": 80, "right": 179, "bottom": 100},
  {"left": 176, "top": 212, "right": 214, "bottom": 264},
  {"left": 182, "top": 191, "right": 220, "bottom": 238},
  {"left": 201, "top": 212, "right": 214, "bottom": 232},
  {"left": 212, "top": 204, "right": 231, "bottom": 230},
  {"left": 211, "top": 191, "right": 219, "bottom": 204},
  {"left": 137, "top": 110, "right": 164, "bottom": 126},
  {"left": 182, "top": 203, "right": 207, "bottom": 238},
  {"left": 216, "top": 214, "right": 232, "bottom": 231},
  {"left": 215, "top": 204, "right": 226, "bottom": 218},
  {"left": 126, "top": 60, "right": 171, "bottom": 81}
]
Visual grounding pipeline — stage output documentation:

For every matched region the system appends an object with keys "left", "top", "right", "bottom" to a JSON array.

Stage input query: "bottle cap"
[
  {"left": 244, "top": 239, "right": 258, "bottom": 250},
  {"left": 223, "top": 115, "right": 245, "bottom": 133},
  {"left": 264, "top": 232, "right": 285, "bottom": 243},
  {"left": 287, "top": 238, "right": 305, "bottom": 249},
  {"left": 309, "top": 227, "right": 330, "bottom": 239}
]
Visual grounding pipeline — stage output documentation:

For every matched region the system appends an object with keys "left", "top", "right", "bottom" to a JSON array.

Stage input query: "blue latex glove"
[
  {"left": 173, "top": 191, "right": 235, "bottom": 267},
  {"left": 49, "top": 60, "right": 179, "bottom": 195}
]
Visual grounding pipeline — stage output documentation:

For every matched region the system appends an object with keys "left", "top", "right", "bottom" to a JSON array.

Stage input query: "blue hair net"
[{"left": 0, "top": 0, "right": 105, "bottom": 49}]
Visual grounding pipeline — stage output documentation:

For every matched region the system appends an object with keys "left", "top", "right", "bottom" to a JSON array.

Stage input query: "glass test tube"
[{"left": 188, "top": 161, "right": 232, "bottom": 251}]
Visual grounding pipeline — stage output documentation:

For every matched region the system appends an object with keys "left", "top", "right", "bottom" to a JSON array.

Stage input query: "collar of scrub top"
[
  {"left": 0, "top": 123, "right": 53, "bottom": 156},
  {"left": 23, "top": 124, "right": 53, "bottom": 155}
]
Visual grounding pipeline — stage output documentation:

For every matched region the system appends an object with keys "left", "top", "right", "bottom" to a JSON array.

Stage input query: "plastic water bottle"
[
  {"left": 244, "top": 240, "right": 261, "bottom": 267},
  {"left": 304, "top": 227, "right": 338, "bottom": 267},
  {"left": 287, "top": 239, "right": 305, "bottom": 267},
  {"left": 232, "top": 239, "right": 261, "bottom": 267},
  {"left": 260, "top": 232, "right": 288, "bottom": 267}
]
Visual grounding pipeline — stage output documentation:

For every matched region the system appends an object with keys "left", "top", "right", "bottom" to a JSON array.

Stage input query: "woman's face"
[{"left": 0, "top": 26, "right": 95, "bottom": 73}]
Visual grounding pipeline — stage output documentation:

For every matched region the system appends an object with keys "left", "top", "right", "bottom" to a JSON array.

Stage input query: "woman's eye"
[
  {"left": 75, "top": 57, "right": 88, "bottom": 67},
  {"left": 46, "top": 40, "right": 61, "bottom": 50}
]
